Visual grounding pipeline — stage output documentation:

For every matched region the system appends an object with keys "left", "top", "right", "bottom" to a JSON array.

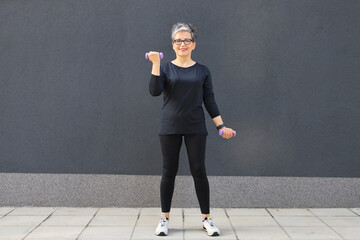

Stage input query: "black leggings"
[{"left": 159, "top": 134, "right": 209, "bottom": 214}]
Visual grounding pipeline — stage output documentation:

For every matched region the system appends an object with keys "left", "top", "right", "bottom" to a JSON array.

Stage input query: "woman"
[{"left": 148, "top": 22, "right": 235, "bottom": 237}]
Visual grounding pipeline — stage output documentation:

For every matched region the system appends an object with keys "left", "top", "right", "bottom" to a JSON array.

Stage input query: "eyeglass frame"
[{"left": 172, "top": 38, "right": 194, "bottom": 45}]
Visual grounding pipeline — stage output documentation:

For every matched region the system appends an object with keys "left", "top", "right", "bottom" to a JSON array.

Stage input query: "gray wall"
[
  {"left": 1, "top": 174, "right": 360, "bottom": 208},
  {"left": 1, "top": 0, "right": 359, "bottom": 178}
]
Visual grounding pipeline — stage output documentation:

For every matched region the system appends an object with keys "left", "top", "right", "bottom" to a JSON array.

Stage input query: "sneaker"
[
  {"left": 155, "top": 216, "right": 169, "bottom": 236},
  {"left": 202, "top": 216, "right": 220, "bottom": 236}
]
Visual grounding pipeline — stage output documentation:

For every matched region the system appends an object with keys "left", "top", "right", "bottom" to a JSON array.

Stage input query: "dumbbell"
[
  {"left": 219, "top": 129, "right": 236, "bottom": 137},
  {"left": 145, "top": 52, "right": 163, "bottom": 60}
]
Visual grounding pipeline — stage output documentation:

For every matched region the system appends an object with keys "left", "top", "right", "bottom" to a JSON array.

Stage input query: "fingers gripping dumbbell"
[{"left": 145, "top": 52, "right": 163, "bottom": 60}]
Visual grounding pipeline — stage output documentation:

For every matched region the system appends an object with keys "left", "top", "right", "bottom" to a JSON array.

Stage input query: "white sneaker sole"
[
  {"left": 203, "top": 226, "right": 220, "bottom": 236},
  {"left": 155, "top": 231, "right": 167, "bottom": 236}
]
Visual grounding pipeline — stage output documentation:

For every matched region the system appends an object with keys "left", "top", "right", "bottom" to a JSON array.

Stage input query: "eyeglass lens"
[{"left": 174, "top": 39, "right": 192, "bottom": 45}]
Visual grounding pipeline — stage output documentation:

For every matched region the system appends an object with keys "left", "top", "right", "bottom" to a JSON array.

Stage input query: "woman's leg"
[
  {"left": 159, "top": 134, "right": 183, "bottom": 219},
  {"left": 184, "top": 134, "right": 210, "bottom": 216}
]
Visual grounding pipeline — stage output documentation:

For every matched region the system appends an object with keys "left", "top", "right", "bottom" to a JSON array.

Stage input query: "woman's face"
[{"left": 172, "top": 30, "right": 196, "bottom": 57}]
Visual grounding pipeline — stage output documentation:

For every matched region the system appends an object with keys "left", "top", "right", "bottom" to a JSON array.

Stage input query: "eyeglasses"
[{"left": 173, "top": 38, "right": 194, "bottom": 45}]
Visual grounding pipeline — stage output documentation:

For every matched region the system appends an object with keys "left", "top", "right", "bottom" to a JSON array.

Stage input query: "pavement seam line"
[
  {"left": 129, "top": 207, "right": 141, "bottom": 240},
  {"left": 0, "top": 207, "right": 16, "bottom": 220},
  {"left": 75, "top": 207, "right": 100, "bottom": 240},
  {"left": 21, "top": 207, "right": 57, "bottom": 240},
  {"left": 182, "top": 208, "right": 185, "bottom": 240},
  {"left": 224, "top": 208, "right": 239, "bottom": 240},
  {"left": 348, "top": 208, "right": 360, "bottom": 216},
  {"left": 308, "top": 208, "right": 346, "bottom": 240},
  {"left": 265, "top": 208, "right": 293, "bottom": 240}
]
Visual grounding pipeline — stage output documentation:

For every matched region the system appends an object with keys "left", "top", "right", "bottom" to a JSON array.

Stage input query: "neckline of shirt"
[{"left": 170, "top": 61, "right": 198, "bottom": 69}]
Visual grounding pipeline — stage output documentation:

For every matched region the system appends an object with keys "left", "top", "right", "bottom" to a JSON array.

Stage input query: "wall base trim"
[{"left": 1, "top": 173, "right": 359, "bottom": 207}]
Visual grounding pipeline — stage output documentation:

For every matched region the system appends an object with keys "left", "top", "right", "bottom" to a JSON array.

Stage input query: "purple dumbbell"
[
  {"left": 219, "top": 129, "right": 236, "bottom": 137},
  {"left": 145, "top": 52, "right": 163, "bottom": 60}
]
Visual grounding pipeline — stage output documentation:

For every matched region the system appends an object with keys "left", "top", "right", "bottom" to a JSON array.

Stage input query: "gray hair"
[{"left": 171, "top": 22, "right": 197, "bottom": 43}]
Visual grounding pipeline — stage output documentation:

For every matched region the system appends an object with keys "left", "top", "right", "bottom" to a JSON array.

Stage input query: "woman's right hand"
[
  {"left": 147, "top": 51, "right": 161, "bottom": 64},
  {"left": 220, "top": 127, "right": 235, "bottom": 139}
]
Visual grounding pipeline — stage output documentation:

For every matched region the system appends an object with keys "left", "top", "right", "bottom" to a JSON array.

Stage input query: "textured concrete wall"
[{"left": 1, "top": 173, "right": 359, "bottom": 207}]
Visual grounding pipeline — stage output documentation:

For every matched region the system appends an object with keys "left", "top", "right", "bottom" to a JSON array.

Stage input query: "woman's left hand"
[{"left": 220, "top": 127, "right": 235, "bottom": 139}]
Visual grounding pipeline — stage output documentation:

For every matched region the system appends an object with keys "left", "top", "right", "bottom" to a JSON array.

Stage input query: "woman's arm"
[
  {"left": 149, "top": 62, "right": 165, "bottom": 96},
  {"left": 212, "top": 115, "right": 224, "bottom": 129},
  {"left": 203, "top": 71, "right": 221, "bottom": 119},
  {"left": 152, "top": 62, "right": 160, "bottom": 76},
  {"left": 148, "top": 52, "right": 164, "bottom": 96},
  {"left": 203, "top": 68, "right": 235, "bottom": 138}
]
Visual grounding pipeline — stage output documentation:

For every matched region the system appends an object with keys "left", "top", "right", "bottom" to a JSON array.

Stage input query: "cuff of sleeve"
[{"left": 211, "top": 113, "right": 220, "bottom": 119}]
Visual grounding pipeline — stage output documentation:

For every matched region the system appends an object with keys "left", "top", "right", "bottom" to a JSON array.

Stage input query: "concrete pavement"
[{"left": 0, "top": 207, "right": 360, "bottom": 239}]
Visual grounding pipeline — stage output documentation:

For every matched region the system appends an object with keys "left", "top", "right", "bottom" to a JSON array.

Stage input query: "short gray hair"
[{"left": 171, "top": 22, "right": 197, "bottom": 43}]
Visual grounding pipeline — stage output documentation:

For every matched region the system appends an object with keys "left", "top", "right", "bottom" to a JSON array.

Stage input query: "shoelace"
[
  {"left": 204, "top": 217, "right": 215, "bottom": 227},
  {"left": 160, "top": 217, "right": 167, "bottom": 227}
]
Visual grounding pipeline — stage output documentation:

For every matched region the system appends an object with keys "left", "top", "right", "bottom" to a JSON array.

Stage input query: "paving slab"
[
  {"left": 78, "top": 226, "right": 133, "bottom": 239},
  {"left": 0, "top": 226, "right": 34, "bottom": 239},
  {"left": 0, "top": 207, "right": 358, "bottom": 240},
  {"left": 229, "top": 216, "right": 279, "bottom": 227},
  {"left": 25, "top": 226, "right": 84, "bottom": 239},
  {"left": 41, "top": 215, "right": 94, "bottom": 226},
  {"left": 267, "top": 208, "right": 313, "bottom": 216},
  {"left": 52, "top": 207, "right": 98, "bottom": 216},
  {"left": 226, "top": 208, "right": 269, "bottom": 216},
  {"left": 89, "top": 215, "right": 137, "bottom": 227},
  {"left": 332, "top": 226, "right": 360, "bottom": 240},
  {"left": 309, "top": 208, "right": 357, "bottom": 217},
  {"left": 0, "top": 207, "right": 15, "bottom": 216},
  {"left": 274, "top": 216, "right": 327, "bottom": 227},
  {"left": 7, "top": 207, "right": 55, "bottom": 216},
  {"left": 283, "top": 226, "right": 343, "bottom": 240},
  {"left": 350, "top": 208, "right": 360, "bottom": 215},
  {"left": 137, "top": 215, "right": 182, "bottom": 227},
  {"left": 319, "top": 216, "right": 360, "bottom": 227},
  {"left": 97, "top": 207, "right": 140, "bottom": 216},
  {"left": 0, "top": 215, "right": 48, "bottom": 226},
  {"left": 234, "top": 226, "right": 290, "bottom": 240},
  {"left": 183, "top": 207, "right": 202, "bottom": 215}
]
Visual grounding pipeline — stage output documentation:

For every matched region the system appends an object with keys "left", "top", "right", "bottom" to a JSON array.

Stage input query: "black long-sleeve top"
[{"left": 149, "top": 61, "right": 220, "bottom": 135}]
